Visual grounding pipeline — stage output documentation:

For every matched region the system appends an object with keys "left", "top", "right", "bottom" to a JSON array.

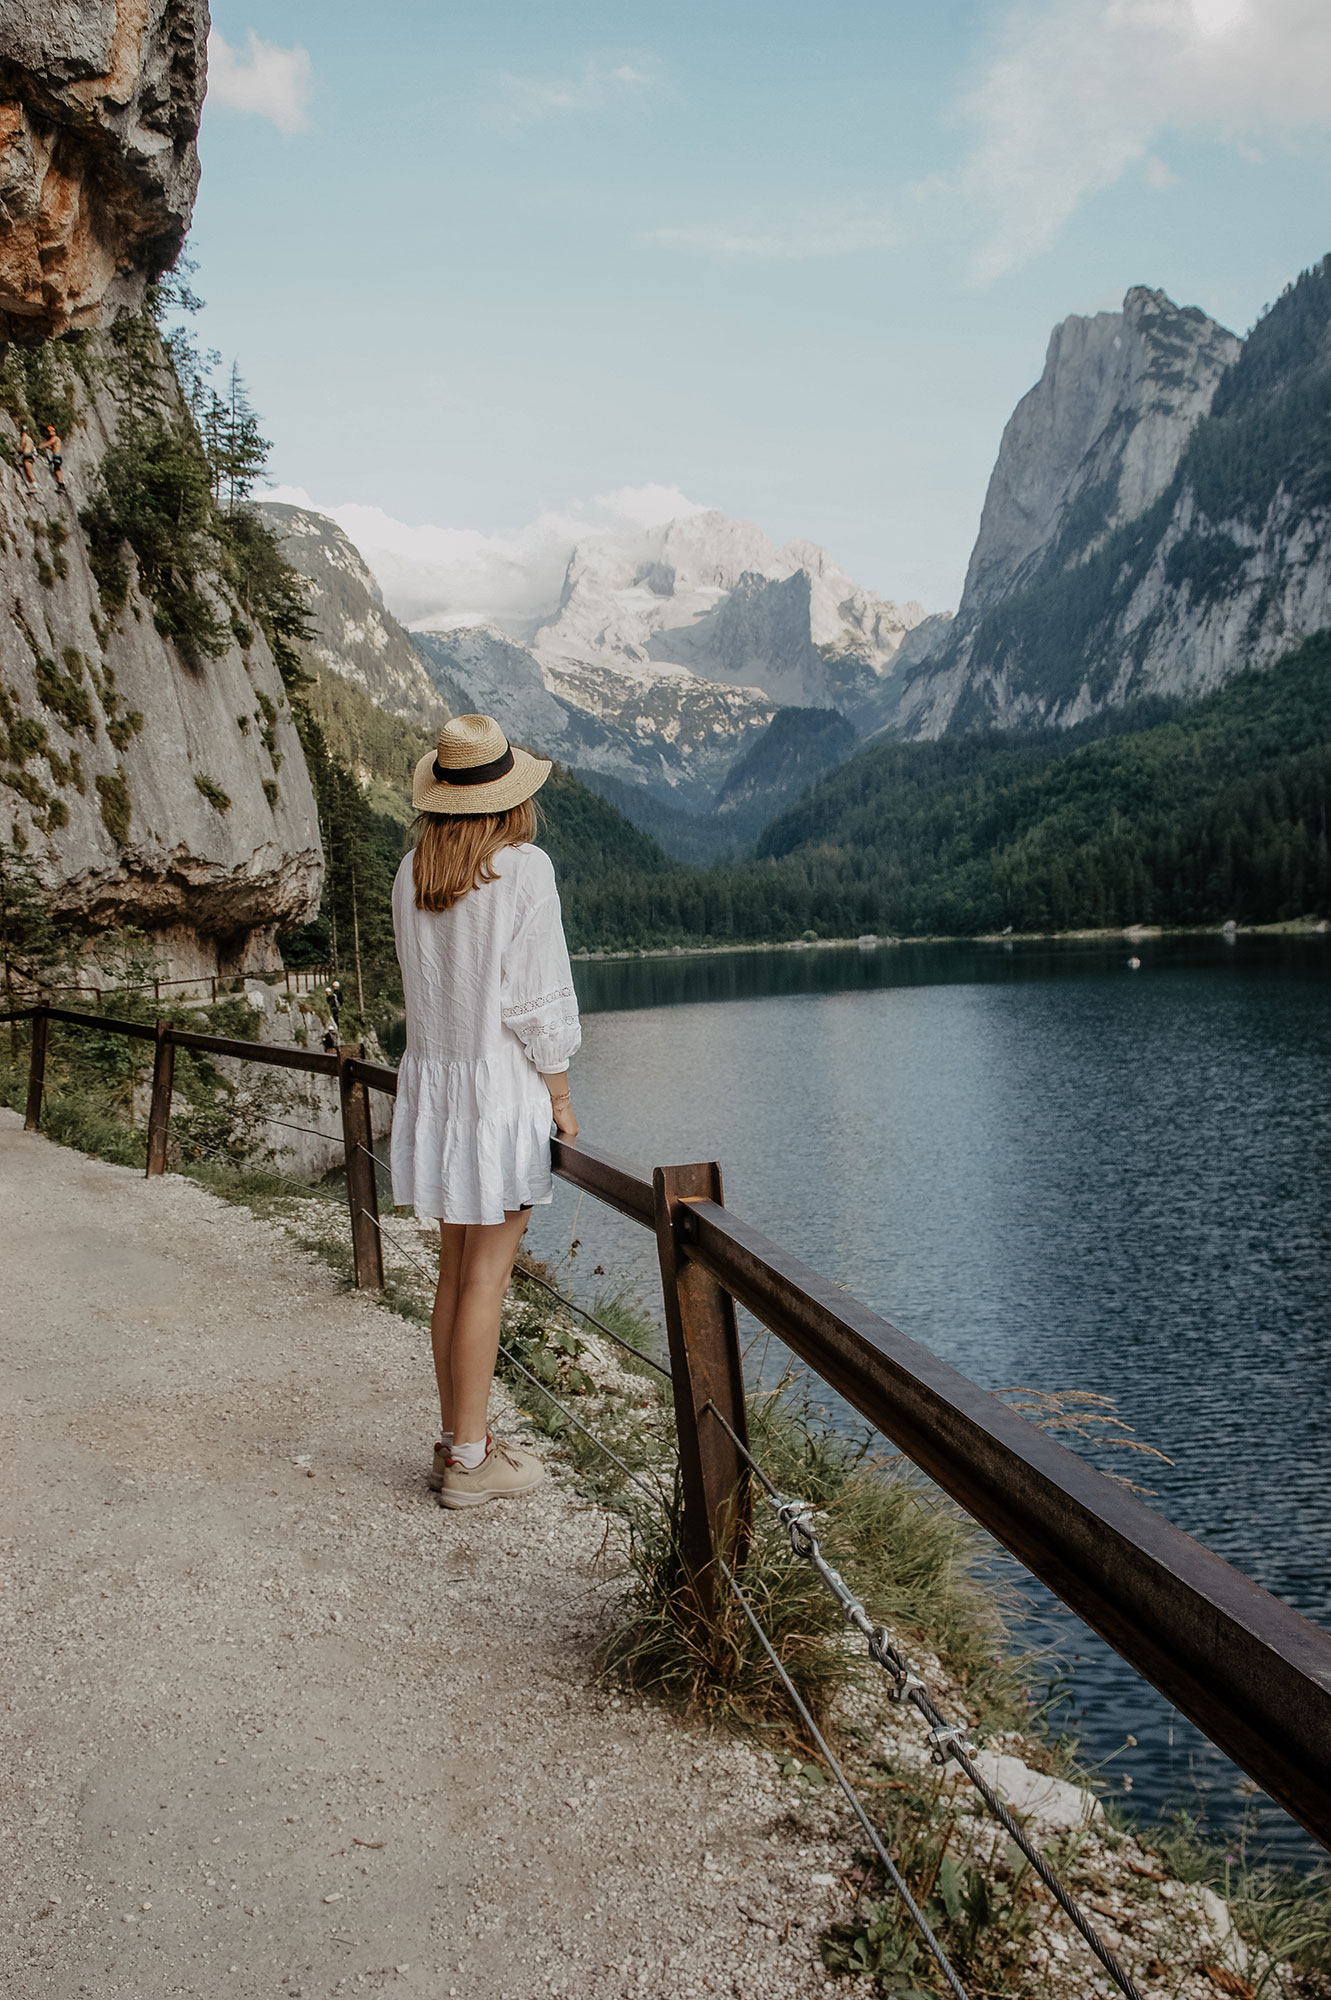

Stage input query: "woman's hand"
[
  {"left": 542, "top": 1073, "right": 579, "bottom": 1141},
  {"left": 551, "top": 1098, "right": 579, "bottom": 1141}
]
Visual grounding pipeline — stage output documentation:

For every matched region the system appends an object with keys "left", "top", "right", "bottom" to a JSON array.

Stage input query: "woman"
[{"left": 391, "top": 714, "right": 581, "bottom": 1510}]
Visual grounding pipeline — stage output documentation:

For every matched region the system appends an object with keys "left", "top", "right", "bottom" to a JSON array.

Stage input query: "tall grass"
[{"left": 603, "top": 1368, "right": 1025, "bottom": 1745}]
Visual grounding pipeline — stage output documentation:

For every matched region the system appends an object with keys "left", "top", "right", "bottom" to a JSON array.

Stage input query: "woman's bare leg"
[
  {"left": 431, "top": 1223, "right": 468, "bottom": 1436},
  {"left": 449, "top": 1209, "right": 530, "bottom": 1446}
]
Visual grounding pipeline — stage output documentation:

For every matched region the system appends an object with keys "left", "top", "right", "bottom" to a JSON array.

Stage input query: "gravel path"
[{"left": 0, "top": 1111, "right": 861, "bottom": 2000}]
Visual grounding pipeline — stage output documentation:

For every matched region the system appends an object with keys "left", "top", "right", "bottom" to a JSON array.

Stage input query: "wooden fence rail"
[{"left": 6, "top": 1002, "right": 1331, "bottom": 1852}]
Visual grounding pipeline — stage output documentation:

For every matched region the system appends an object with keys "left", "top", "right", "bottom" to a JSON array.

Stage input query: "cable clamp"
[{"left": 927, "top": 1724, "right": 977, "bottom": 1766}]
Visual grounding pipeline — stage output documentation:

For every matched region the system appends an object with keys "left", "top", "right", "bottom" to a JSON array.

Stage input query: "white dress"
[{"left": 390, "top": 843, "right": 582, "bottom": 1224}]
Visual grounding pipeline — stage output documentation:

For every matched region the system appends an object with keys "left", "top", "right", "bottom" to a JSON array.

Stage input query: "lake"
[{"left": 521, "top": 934, "right": 1331, "bottom": 1863}]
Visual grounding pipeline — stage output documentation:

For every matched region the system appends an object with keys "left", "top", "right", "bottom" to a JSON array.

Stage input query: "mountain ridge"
[{"left": 894, "top": 264, "right": 1331, "bottom": 736}]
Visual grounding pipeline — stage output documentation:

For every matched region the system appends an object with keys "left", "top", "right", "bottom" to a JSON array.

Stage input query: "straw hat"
[{"left": 411, "top": 714, "right": 551, "bottom": 815}]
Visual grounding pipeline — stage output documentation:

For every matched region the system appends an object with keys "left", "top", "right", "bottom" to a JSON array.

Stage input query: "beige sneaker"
[
  {"left": 427, "top": 1443, "right": 450, "bottom": 1492},
  {"left": 439, "top": 1438, "right": 544, "bottom": 1510}
]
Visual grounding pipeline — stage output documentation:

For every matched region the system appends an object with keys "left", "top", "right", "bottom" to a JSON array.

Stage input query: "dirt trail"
[{"left": 0, "top": 1110, "right": 855, "bottom": 2000}]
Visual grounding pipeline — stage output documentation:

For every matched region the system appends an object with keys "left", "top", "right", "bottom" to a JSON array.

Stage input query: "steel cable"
[
  {"left": 511, "top": 1263, "right": 673, "bottom": 1380},
  {"left": 262, "top": 1113, "right": 345, "bottom": 1144},
  {"left": 714, "top": 1548, "right": 969, "bottom": 2000},
  {"left": 180, "top": 1138, "right": 339, "bottom": 1202},
  {"left": 356, "top": 1140, "right": 394, "bottom": 1177},
  {"left": 702, "top": 1400, "right": 1144, "bottom": 2000}
]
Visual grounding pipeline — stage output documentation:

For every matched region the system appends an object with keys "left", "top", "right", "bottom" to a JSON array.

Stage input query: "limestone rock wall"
[
  {"left": 883, "top": 275, "right": 1331, "bottom": 738},
  {"left": 959, "top": 287, "right": 1239, "bottom": 619},
  {"left": 0, "top": 0, "right": 206, "bottom": 343},
  {"left": 0, "top": 336, "right": 324, "bottom": 978}
]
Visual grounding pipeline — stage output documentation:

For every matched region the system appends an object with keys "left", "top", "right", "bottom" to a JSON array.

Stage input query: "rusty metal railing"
[{"left": 6, "top": 1002, "right": 1331, "bottom": 1854}]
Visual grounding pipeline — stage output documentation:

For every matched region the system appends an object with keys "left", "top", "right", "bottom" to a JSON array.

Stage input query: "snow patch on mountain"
[{"left": 532, "top": 510, "right": 931, "bottom": 722}]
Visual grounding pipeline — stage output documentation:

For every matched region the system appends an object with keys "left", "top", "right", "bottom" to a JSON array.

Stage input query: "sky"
[{"left": 191, "top": 0, "right": 1331, "bottom": 619}]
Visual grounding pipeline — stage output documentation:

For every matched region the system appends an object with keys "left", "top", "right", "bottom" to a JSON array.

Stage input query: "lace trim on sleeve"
[{"left": 501, "top": 983, "right": 575, "bottom": 1021}]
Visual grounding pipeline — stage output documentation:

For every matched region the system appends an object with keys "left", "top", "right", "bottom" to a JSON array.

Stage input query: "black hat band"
[{"left": 432, "top": 744, "right": 515, "bottom": 786}]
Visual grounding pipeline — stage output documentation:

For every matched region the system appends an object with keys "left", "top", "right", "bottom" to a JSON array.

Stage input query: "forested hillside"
[{"left": 560, "top": 635, "right": 1331, "bottom": 948}]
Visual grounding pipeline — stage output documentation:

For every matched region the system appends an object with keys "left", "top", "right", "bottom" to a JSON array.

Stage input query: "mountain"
[
  {"left": 531, "top": 509, "right": 934, "bottom": 728},
  {"left": 282, "top": 503, "right": 938, "bottom": 816},
  {"left": 751, "top": 631, "right": 1331, "bottom": 934},
  {"left": 260, "top": 504, "right": 454, "bottom": 726},
  {"left": 713, "top": 706, "right": 859, "bottom": 834},
  {"left": 0, "top": 0, "right": 205, "bottom": 342},
  {"left": 894, "top": 268, "right": 1331, "bottom": 735},
  {"left": 411, "top": 624, "right": 777, "bottom": 812},
  {"left": 559, "top": 631, "right": 1331, "bottom": 950}
]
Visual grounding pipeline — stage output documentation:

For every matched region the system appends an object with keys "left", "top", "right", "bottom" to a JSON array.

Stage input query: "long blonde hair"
[{"left": 412, "top": 801, "right": 539, "bottom": 912}]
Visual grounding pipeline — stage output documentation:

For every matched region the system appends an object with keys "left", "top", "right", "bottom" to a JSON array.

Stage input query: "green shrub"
[
  {"left": 80, "top": 421, "right": 228, "bottom": 658},
  {"left": 0, "top": 342, "right": 79, "bottom": 438},
  {"left": 45, "top": 748, "right": 85, "bottom": 792},
  {"left": 193, "top": 773, "right": 231, "bottom": 813},
  {"left": 95, "top": 768, "right": 132, "bottom": 843},
  {"left": 105, "top": 710, "right": 144, "bottom": 752},
  {"left": 0, "top": 678, "right": 48, "bottom": 766},
  {"left": 34, "top": 652, "right": 96, "bottom": 738}
]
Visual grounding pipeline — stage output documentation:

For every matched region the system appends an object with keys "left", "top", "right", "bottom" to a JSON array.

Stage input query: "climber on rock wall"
[{"left": 39, "top": 425, "right": 65, "bottom": 492}]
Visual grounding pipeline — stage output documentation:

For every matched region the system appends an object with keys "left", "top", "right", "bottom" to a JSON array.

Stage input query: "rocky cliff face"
[
  {"left": 1, "top": 334, "right": 323, "bottom": 977},
  {"left": 891, "top": 270, "right": 1331, "bottom": 737},
  {"left": 0, "top": 0, "right": 206, "bottom": 342},
  {"left": 260, "top": 503, "right": 450, "bottom": 727}
]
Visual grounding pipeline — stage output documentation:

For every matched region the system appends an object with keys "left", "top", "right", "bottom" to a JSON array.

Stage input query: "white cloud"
[
  {"left": 263, "top": 482, "right": 711, "bottom": 637},
  {"left": 958, "top": 0, "right": 1331, "bottom": 281},
  {"left": 652, "top": 0, "right": 1331, "bottom": 278},
  {"left": 483, "top": 54, "right": 662, "bottom": 136},
  {"left": 207, "top": 29, "right": 312, "bottom": 136}
]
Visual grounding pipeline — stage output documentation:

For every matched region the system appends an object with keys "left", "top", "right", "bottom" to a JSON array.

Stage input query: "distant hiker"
[
  {"left": 321, "top": 1025, "right": 338, "bottom": 1053},
  {"left": 327, "top": 981, "right": 342, "bottom": 1024},
  {"left": 392, "top": 713, "right": 580, "bottom": 1511},
  {"left": 18, "top": 425, "right": 36, "bottom": 488},
  {"left": 39, "top": 425, "right": 65, "bottom": 491}
]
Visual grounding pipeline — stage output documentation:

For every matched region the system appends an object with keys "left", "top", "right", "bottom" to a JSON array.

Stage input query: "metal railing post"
[
  {"left": 23, "top": 1006, "right": 48, "bottom": 1130},
  {"left": 339, "top": 1048, "right": 383, "bottom": 1289},
  {"left": 145, "top": 1021, "right": 175, "bottom": 1178},
  {"left": 653, "top": 1161, "right": 751, "bottom": 1610}
]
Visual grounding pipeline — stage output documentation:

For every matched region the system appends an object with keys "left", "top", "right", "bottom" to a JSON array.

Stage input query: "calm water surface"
[{"left": 521, "top": 936, "right": 1331, "bottom": 1861}]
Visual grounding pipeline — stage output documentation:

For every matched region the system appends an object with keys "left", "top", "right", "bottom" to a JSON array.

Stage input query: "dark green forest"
[{"left": 553, "top": 633, "right": 1331, "bottom": 950}]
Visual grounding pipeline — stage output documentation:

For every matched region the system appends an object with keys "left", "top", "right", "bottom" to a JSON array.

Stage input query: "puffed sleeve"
[{"left": 500, "top": 855, "right": 582, "bottom": 1072}]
